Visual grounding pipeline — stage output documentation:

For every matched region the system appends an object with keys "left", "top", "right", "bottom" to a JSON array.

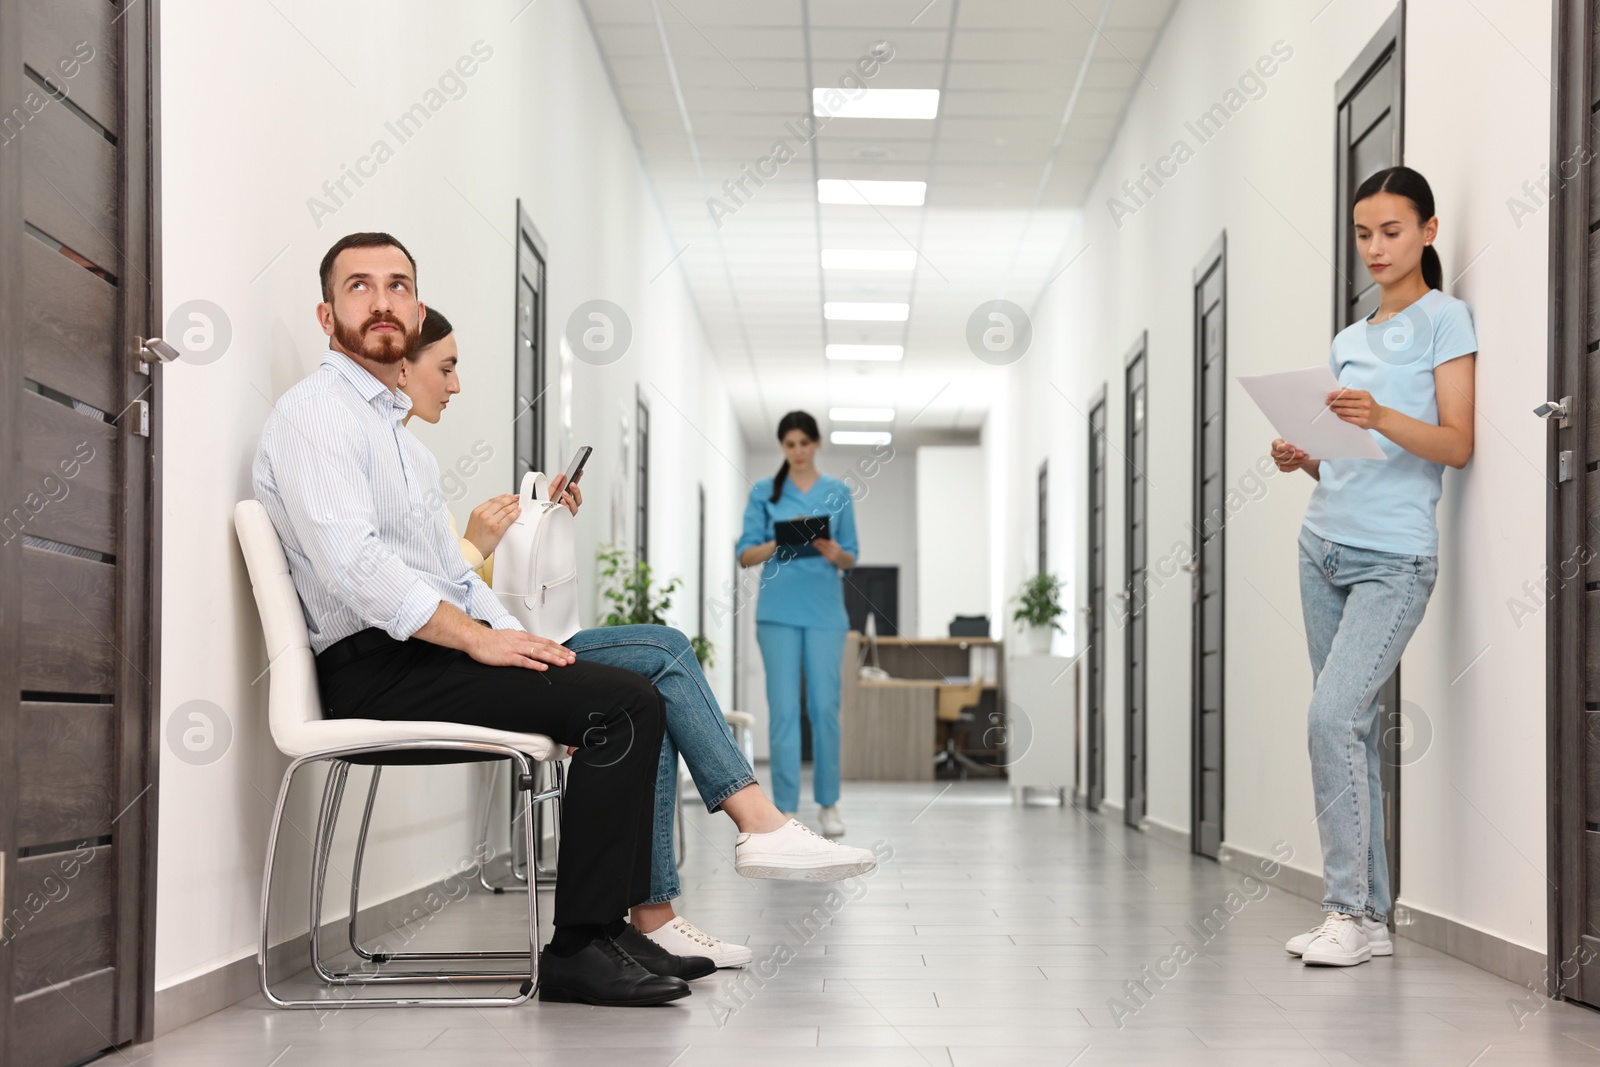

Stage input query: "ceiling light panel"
[
  {"left": 821, "top": 249, "right": 917, "bottom": 271},
  {"left": 817, "top": 179, "right": 926, "bottom": 206},
  {"left": 824, "top": 302, "right": 909, "bottom": 321},
  {"left": 826, "top": 344, "right": 904, "bottom": 361},
  {"left": 813, "top": 88, "right": 940, "bottom": 120}
]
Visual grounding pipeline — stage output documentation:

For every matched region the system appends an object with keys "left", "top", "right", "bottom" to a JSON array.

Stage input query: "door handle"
[
  {"left": 1534, "top": 397, "right": 1571, "bottom": 428},
  {"left": 135, "top": 336, "right": 180, "bottom": 375}
]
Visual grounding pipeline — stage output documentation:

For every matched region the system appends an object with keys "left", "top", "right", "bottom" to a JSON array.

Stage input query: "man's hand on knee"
[{"left": 471, "top": 629, "right": 578, "bottom": 671}]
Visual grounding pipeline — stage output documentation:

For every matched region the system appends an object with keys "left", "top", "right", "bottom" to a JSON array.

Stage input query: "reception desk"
[{"left": 839, "top": 633, "right": 1004, "bottom": 781}]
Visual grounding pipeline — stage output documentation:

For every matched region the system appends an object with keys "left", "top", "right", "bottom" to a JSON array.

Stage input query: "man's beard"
[{"left": 332, "top": 310, "right": 417, "bottom": 364}]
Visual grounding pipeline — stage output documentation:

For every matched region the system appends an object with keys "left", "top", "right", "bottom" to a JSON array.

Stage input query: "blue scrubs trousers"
[{"left": 755, "top": 621, "right": 846, "bottom": 812}]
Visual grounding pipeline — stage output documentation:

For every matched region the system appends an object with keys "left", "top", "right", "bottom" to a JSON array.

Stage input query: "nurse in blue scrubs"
[{"left": 737, "top": 411, "right": 860, "bottom": 837}]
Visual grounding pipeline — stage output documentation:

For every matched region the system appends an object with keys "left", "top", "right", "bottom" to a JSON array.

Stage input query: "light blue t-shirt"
[
  {"left": 736, "top": 473, "right": 859, "bottom": 629},
  {"left": 1302, "top": 288, "right": 1477, "bottom": 557}
]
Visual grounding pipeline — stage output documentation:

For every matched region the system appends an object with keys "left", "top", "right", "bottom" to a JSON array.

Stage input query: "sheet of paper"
[{"left": 1235, "top": 365, "right": 1387, "bottom": 460}]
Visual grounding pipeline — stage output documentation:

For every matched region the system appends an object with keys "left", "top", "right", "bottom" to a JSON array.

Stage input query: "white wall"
[
  {"left": 155, "top": 0, "right": 744, "bottom": 991},
  {"left": 1011, "top": 0, "right": 1551, "bottom": 950},
  {"left": 917, "top": 446, "right": 990, "bottom": 637}
]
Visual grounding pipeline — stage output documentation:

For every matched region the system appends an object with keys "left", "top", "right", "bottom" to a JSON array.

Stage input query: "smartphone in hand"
[{"left": 548, "top": 446, "right": 591, "bottom": 509}]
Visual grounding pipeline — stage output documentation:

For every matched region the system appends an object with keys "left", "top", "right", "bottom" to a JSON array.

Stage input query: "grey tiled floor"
[{"left": 124, "top": 775, "right": 1600, "bottom": 1066}]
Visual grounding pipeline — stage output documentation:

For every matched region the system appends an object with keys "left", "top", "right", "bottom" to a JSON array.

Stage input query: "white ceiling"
[{"left": 580, "top": 0, "right": 1177, "bottom": 446}]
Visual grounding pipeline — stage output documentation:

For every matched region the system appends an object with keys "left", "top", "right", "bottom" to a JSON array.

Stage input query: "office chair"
[{"left": 934, "top": 680, "right": 1002, "bottom": 779}]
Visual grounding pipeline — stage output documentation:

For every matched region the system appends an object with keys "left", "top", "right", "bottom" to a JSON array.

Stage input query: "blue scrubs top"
[
  {"left": 737, "top": 473, "right": 859, "bottom": 628},
  {"left": 1302, "top": 288, "right": 1477, "bottom": 557}
]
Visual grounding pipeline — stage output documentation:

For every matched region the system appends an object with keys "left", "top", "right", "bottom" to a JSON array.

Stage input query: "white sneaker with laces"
[
  {"left": 735, "top": 818, "right": 877, "bottom": 881},
  {"left": 1286, "top": 915, "right": 1391, "bottom": 957},
  {"left": 642, "top": 916, "right": 753, "bottom": 969},
  {"left": 1300, "top": 912, "right": 1372, "bottom": 966},
  {"left": 819, "top": 805, "right": 846, "bottom": 837}
]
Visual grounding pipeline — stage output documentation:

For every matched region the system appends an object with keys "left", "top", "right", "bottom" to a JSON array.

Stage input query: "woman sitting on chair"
[{"left": 395, "top": 308, "right": 878, "bottom": 969}]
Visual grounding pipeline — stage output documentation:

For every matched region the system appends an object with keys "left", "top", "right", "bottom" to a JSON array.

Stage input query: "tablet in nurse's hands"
[{"left": 775, "top": 515, "right": 830, "bottom": 546}]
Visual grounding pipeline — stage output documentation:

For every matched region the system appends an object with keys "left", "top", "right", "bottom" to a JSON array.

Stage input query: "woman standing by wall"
[
  {"left": 1272, "top": 166, "right": 1477, "bottom": 966},
  {"left": 738, "top": 412, "right": 860, "bottom": 836}
]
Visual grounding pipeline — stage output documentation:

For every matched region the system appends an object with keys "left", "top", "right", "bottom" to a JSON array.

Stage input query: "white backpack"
[{"left": 490, "top": 471, "right": 582, "bottom": 643}]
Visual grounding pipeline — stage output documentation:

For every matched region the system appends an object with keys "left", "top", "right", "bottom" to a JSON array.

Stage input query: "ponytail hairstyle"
[
  {"left": 1353, "top": 165, "right": 1442, "bottom": 291},
  {"left": 410, "top": 305, "right": 454, "bottom": 359},
  {"left": 770, "top": 410, "right": 821, "bottom": 503}
]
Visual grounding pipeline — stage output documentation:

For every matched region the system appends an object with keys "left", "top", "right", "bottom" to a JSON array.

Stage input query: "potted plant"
[
  {"left": 596, "top": 544, "right": 680, "bottom": 627},
  {"left": 596, "top": 545, "right": 715, "bottom": 669},
  {"left": 690, "top": 634, "right": 715, "bottom": 669},
  {"left": 1012, "top": 572, "right": 1064, "bottom": 654}
]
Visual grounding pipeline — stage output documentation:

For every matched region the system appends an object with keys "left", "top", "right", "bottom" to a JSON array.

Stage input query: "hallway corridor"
[
  {"left": 133, "top": 779, "right": 1600, "bottom": 1066},
  {"left": 1, "top": 0, "right": 1594, "bottom": 1060}
]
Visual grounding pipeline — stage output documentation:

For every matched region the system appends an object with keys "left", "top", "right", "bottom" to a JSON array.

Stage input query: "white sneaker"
[
  {"left": 1300, "top": 912, "right": 1372, "bottom": 966},
  {"left": 819, "top": 805, "right": 845, "bottom": 837},
  {"left": 642, "top": 916, "right": 753, "bottom": 969},
  {"left": 1286, "top": 914, "right": 1391, "bottom": 957},
  {"left": 735, "top": 818, "right": 877, "bottom": 881}
]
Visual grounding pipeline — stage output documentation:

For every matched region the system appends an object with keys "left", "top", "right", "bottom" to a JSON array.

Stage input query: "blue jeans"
[
  {"left": 756, "top": 622, "right": 846, "bottom": 812},
  {"left": 564, "top": 624, "right": 756, "bottom": 905},
  {"left": 1297, "top": 526, "right": 1437, "bottom": 923}
]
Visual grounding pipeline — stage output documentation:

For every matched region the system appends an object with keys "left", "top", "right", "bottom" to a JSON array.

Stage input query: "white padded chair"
[
  {"left": 235, "top": 499, "right": 565, "bottom": 1009},
  {"left": 723, "top": 710, "right": 756, "bottom": 768}
]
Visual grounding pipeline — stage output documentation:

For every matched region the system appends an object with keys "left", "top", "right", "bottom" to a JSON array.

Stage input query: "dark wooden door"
[
  {"left": 1123, "top": 340, "right": 1148, "bottom": 827},
  {"left": 513, "top": 202, "right": 546, "bottom": 483},
  {"left": 635, "top": 389, "right": 650, "bottom": 563},
  {"left": 1, "top": 0, "right": 158, "bottom": 1061},
  {"left": 1085, "top": 390, "right": 1108, "bottom": 809},
  {"left": 1547, "top": 0, "right": 1600, "bottom": 1012},
  {"left": 1334, "top": 3, "right": 1405, "bottom": 910},
  {"left": 1037, "top": 460, "right": 1048, "bottom": 576},
  {"left": 1191, "top": 234, "right": 1226, "bottom": 859}
]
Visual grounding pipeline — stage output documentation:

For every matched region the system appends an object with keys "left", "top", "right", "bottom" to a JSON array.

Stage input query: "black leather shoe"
[
  {"left": 615, "top": 923, "right": 718, "bottom": 980},
  {"left": 538, "top": 937, "right": 690, "bottom": 1006}
]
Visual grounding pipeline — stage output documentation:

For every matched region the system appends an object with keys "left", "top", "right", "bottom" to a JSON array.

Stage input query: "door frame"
[
  {"left": 1190, "top": 231, "right": 1226, "bottom": 858},
  {"left": 1085, "top": 385, "right": 1108, "bottom": 809},
  {"left": 1547, "top": 0, "right": 1594, "bottom": 1005},
  {"left": 1123, "top": 334, "right": 1148, "bottom": 826},
  {"left": 1332, "top": 0, "right": 1407, "bottom": 914},
  {"left": 130, "top": 0, "right": 161, "bottom": 1039}
]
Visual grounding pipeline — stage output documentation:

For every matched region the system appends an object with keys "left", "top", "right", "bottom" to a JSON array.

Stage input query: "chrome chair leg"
[
  {"left": 475, "top": 759, "right": 513, "bottom": 894},
  {"left": 494, "top": 762, "right": 564, "bottom": 891},
  {"left": 525, "top": 759, "right": 560, "bottom": 886},
  {"left": 478, "top": 759, "right": 560, "bottom": 893},
  {"left": 307, "top": 761, "right": 351, "bottom": 985},
  {"left": 260, "top": 741, "right": 554, "bottom": 1009},
  {"left": 510, "top": 762, "right": 528, "bottom": 884},
  {"left": 346, "top": 766, "right": 383, "bottom": 961}
]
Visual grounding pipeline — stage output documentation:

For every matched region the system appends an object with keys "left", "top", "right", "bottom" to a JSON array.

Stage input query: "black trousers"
[{"left": 315, "top": 627, "right": 665, "bottom": 929}]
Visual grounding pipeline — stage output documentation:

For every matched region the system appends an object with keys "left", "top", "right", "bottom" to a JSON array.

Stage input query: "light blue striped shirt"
[{"left": 251, "top": 348, "right": 520, "bottom": 654}]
